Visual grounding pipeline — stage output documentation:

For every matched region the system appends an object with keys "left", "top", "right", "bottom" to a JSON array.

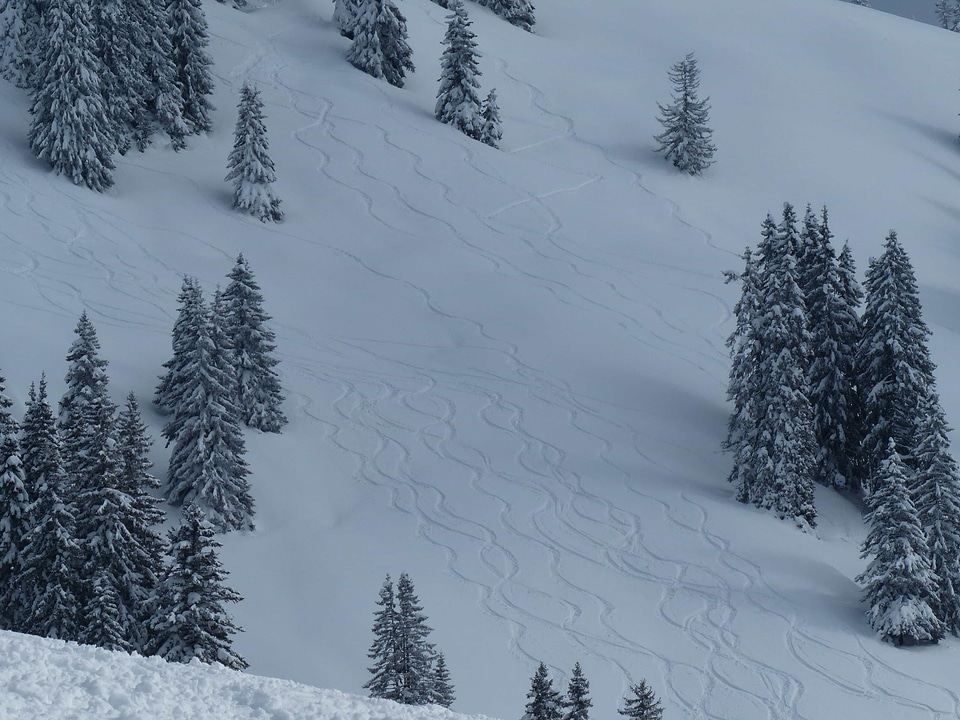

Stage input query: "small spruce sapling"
[{"left": 479, "top": 88, "right": 502, "bottom": 148}]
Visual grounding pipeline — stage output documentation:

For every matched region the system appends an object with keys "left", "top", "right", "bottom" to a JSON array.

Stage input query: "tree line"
[
  {"left": 724, "top": 203, "right": 960, "bottom": 645},
  {"left": 0, "top": 254, "right": 285, "bottom": 666}
]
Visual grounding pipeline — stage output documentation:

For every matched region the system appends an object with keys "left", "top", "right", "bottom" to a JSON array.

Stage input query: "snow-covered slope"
[
  {"left": 0, "top": 630, "right": 497, "bottom": 720},
  {"left": 2, "top": 0, "right": 960, "bottom": 719}
]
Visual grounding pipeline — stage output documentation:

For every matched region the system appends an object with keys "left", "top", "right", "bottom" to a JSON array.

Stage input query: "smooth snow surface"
[{"left": 1, "top": 0, "right": 960, "bottom": 719}]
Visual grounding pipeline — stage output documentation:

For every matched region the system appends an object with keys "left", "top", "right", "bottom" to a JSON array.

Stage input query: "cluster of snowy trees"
[
  {"left": 336, "top": 0, "right": 503, "bottom": 147},
  {"left": 0, "top": 0, "right": 214, "bottom": 189},
  {"left": 0, "top": 318, "right": 246, "bottom": 669},
  {"left": 724, "top": 204, "right": 960, "bottom": 644},
  {"left": 654, "top": 53, "right": 715, "bottom": 176},
  {"left": 523, "top": 662, "right": 663, "bottom": 720},
  {"left": 156, "top": 254, "right": 287, "bottom": 532},
  {"left": 937, "top": 0, "right": 960, "bottom": 30},
  {"left": 364, "top": 573, "right": 455, "bottom": 707}
]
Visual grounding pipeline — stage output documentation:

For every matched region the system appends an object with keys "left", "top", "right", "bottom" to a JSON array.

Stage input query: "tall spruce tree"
[
  {"left": 29, "top": 0, "right": 116, "bottom": 191},
  {"left": 857, "top": 440, "right": 944, "bottom": 645},
  {"left": 221, "top": 254, "right": 287, "bottom": 432},
  {"left": 617, "top": 681, "right": 663, "bottom": 720},
  {"left": 479, "top": 88, "right": 502, "bottom": 148},
  {"left": 17, "top": 376, "right": 82, "bottom": 641},
  {"left": 804, "top": 207, "right": 862, "bottom": 491},
  {"left": 523, "top": 662, "right": 563, "bottom": 720},
  {"left": 731, "top": 208, "right": 817, "bottom": 527},
  {"left": 156, "top": 276, "right": 205, "bottom": 421},
  {"left": 0, "top": 0, "right": 44, "bottom": 88},
  {"left": 562, "top": 663, "right": 592, "bottom": 720},
  {"left": 91, "top": 0, "right": 145, "bottom": 154},
  {"left": 394, "top": 572, "right": 437, "bottom": 704},
  {"left": 166, "top": 0, "right": 214, "bottom": 134},
  {"left": 653, "top": 53, "right": 715, "bottom": 175},
  {"left": 226, "top": 84, "right": 283, "bottom": 223},
  {"left": 163, "top": 286, "right": 254, "bottom": 532},
  {"left": 856, "top": 231, "right": 935, "bottom": 493},
  {"left": 911, "top": 396, "right": 960, "bottom": 634},
  {"left": 147, "top": 503, "right": 247, "bottom": 669},
  {"left": 0, "top": 432, "right": 29, "bottom": 630},
  {"left": 347, "top": 0, "right": 414, "bottom": 87},
  {"left": 365, "top": 574, "right": 400, "bottom": 700},
  {"left": 435, "top": 0, "right": 483, "bottom": 141}
]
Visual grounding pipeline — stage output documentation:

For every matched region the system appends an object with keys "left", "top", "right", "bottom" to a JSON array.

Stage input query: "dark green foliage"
[
  {"left": 618, "top": 680, "right": 663, "bottom": 720},
  {"left": 166, "top": 0, "right": 214, "bottom": 134},
  {"left": 430, "top": 651, "right": 455, "bottom": 707},
  {"left": 226, "top": 85, "right": 283, "bottom": 223},
  {"left": 347, "top": 0, "right": 414, "bottom": 87},
  {"left": 562, "top": 663, "right": 591, "bottom": 720},
  {"left": 435, "top": 0, "right": 482, "bottom": 140},
  {"left": 653, "top": 53, "right": 715, "bottom": 175},
  {"left": 524, "top": 662, "right": 563, "bottom": 720}
]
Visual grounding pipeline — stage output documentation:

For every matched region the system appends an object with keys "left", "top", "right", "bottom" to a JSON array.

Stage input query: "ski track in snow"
[{"left": 0, "top": 4, "right": 955, "bottom": 719}]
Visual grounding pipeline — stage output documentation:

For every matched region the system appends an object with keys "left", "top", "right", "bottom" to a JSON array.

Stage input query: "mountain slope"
[{"left": 1, "top": 0, "right": 960, "bottom": 719}]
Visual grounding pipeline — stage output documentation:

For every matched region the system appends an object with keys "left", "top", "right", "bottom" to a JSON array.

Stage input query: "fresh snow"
[{"left": 1, "top": 0, "right": 960, "bottom": 719}]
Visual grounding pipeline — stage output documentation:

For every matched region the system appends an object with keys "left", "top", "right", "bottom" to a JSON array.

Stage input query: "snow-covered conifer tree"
[
  {"left": 17, "top": 376, "right": 82, "bottom": 642},
  {"left": 365, "top": 574, "right": 399, "bottom": 700},
  {"left": 394, "top": 572, "right": 437, "bottom": 704},
  {"left": 483, "top": 0, "right": 535, "bottom": 32},
  {"left": 805, "top": 207, "right": 862, "bottom": 490},
  {"left": 617, "top": 681, "right": 663, "bottom": 720},
  {"left": 0, "top": 0, "right": 44, "bottom": 88},
  {"left": 857, "top": 231, "right": 935, "bottom": 492},
  {"left": 653, "top": 53, "right": 715, "bottom": 175},
  {"left": 435, "top": 0, "right": 482, "bottom": 141},
  {"left": 163, "top": 286, "right": 254, "bottom": 533},
  {"left": 911, "top": 396, "right": 960, "bottom": 634},
  {"left": 857, "top": 440, "right": 944, "bottom": 645},
  {"left": 479, "top": 88, "right": 502, "bottom": 148},
  {"left": 334, "top": 0, "right": 360, "bottom": 38},
  {"left": 166, "top": 0, "right": 214, "bottom": 134},
  {"left": 226, "top": 84, "right": 283, "bottom": 223},
  {"left": 29, "top": 0, "right": 116, "bottom": 191},
  {"left": 429, "top": 651, "right": 455, "bottom": 707},
  {"left": 524, "top": 662, "right": 563, "bottom": 720},
  {"left": 147, "top": 503, "right": 247, "bottom": 669},
  {"left": 0, "top": 432, "right": 29, "bottom": 630},
  {"left": 347, "top": 0, "right": 413, "bottom": 87},
  {"left": 222, "top": 254, "right": 287, "bottom": 431},
  {"left": 562, "top": 663, "right": 591, "bottom": 720}
]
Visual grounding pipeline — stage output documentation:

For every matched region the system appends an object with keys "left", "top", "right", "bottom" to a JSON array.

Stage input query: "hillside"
[{"left": 1, "top": 0, "right": 960, "bottom": 719}]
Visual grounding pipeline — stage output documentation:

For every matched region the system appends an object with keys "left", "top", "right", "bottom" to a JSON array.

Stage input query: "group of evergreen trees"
[
  {"left": 364, "top": 572, "right": 455, "bottom": 707},
  {"left": 0, "top": 0, "right": 213, "bottom": 189},
  {"left": 156, "top": 254, "right": 286, "bottom": 532},
  {"left": 724, "top": 204, "right": 960, "bottom": 644},
  {"left": 0, "top": 319, "right": 245, "bottom": 668},
  {"left": 336, "top": 0, "right": 503, "bottom": 147},
  {"left": 523, "top": 662, "right": 663, "bottom": 720}
]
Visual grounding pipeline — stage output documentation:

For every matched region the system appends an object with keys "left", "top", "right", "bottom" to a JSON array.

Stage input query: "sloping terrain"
[{"left": 1, "top": 0, "right": 960, "bottom": 719}]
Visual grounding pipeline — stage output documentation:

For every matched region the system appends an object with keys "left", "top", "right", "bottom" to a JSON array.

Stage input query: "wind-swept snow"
[{"left": 1, "top": 0, "right": 960, "bottom": 719}]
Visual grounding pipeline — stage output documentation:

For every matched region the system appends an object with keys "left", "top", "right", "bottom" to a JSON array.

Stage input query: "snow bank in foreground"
[{"left": 0, "top": 630, "right": 495, "bottom": 720}]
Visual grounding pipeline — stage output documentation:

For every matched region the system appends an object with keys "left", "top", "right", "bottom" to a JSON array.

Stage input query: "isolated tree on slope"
[
  {"left": 804, "top": 207, "right": 862, "bottom": 490},
  {"left": 435, "top": 0, "right": 483, "bottom": 141},
  {"left": 17, "top": 376, "right": 82, "bottom": 641},
  {"left": 394, "top": 572, "right": 437, "bottom": 704},
  {"left": 856, "top": 231, "right": 935, "bottom": 492},
  {"left": 653, "top": 53, "right": 715, "bottom": 175},
  {"left": 147, "top": 503, "right": 247, "bottom": 669},
  {"left": 618, "top": 681, "right": 663, "bottom": 720},
  {"left": 857, "top": 440, "right": 944, "bottom": 645},
  {"left": 479, "top": 88, "right": 502, "bottom": 148},
  {"left": 226, "top": 84, "right": 283, "bottom": 223},
  {"left": 29, "top": 0, "right": 116, "bottom": 191},
  {"left": 524, "top": 663, "right": 563, "bottom": 720},
  {"left": 347, "top": 0, "right": 414, "bottom": 87},
  {"left": 222, "top": 254, "right": 287, "bottom": 432},
  {"left": 167, "top": 0, "right": 215, "bottom": 134},
  {"left": 563, "top": 663, "right": 592, "bottom": 720},
  {"left": 911, "top": 396, "right": 960, "bottom": 634},
  {"left": 163, "top": 287, "right": 254, "bottom": 533}
]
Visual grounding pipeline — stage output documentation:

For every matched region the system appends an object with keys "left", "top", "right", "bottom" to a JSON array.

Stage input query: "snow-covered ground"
[{"left": 2, "top": 0, "right": 960, "bottom": 718}]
